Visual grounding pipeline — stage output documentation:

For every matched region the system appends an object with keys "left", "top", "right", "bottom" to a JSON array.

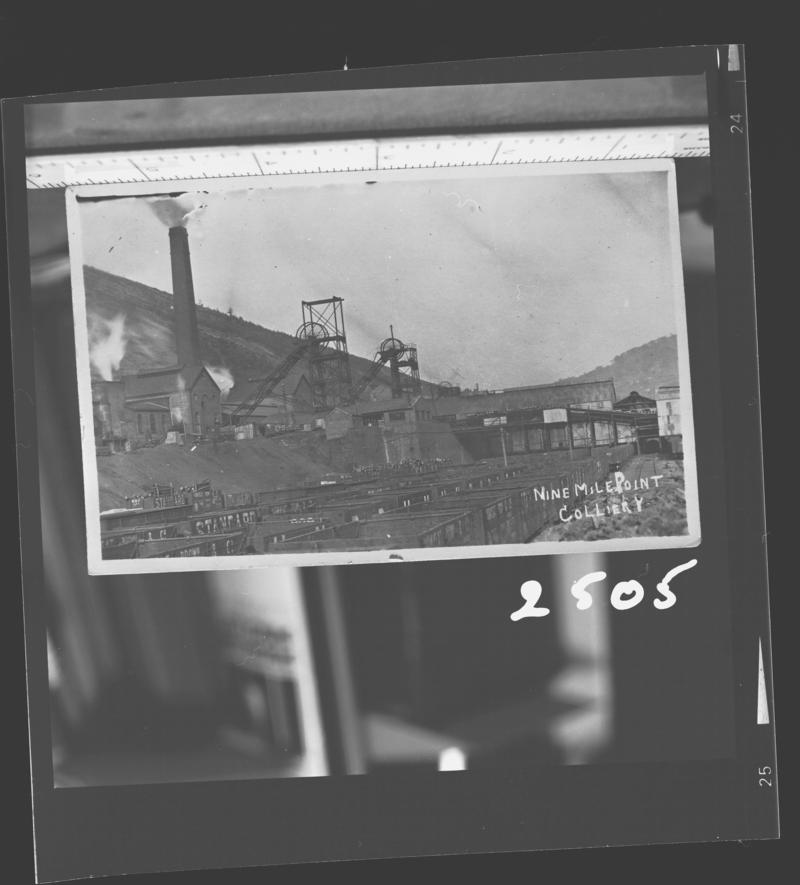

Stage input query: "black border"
[{"left": 3, "top": 44, "right": 779, "bottom": 882}]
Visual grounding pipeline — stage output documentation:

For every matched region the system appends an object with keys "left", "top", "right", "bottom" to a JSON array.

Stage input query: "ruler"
[{"left": 26, "top": 124, "right": 709, "bottom": 189}]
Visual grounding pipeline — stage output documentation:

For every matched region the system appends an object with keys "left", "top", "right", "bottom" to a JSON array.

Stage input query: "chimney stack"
[{"left": 169, "top": 225, "right": 201, "bottom": 368}]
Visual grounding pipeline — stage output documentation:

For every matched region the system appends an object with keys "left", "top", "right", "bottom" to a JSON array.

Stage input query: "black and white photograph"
[
  {"left": 68, "top": 159, "right": 700, "bottom": 572},
  {"left": 4, "top": 37, "right": 779, "bottom": 883}
]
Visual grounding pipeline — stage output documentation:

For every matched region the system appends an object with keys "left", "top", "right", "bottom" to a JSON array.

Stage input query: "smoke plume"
[
  {"left": 147, "top": 194, "right": 207, "bottom": 228},
  {"left": 205, "top": 365, "right": 234, "bottom": 399},
  {"left": 89, "top": 313, "right": 127, "bottom": 380}
]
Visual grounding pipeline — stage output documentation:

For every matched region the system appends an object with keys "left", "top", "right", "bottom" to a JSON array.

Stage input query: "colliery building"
[
  {"left": 434, "top": 379, "right": 617, "bottom": 418},
  {"left": 223, "top": 364, "right": 316, "bottom": 431},
  {"left": 429, "top": 379, "right": 643, "bottom": 461},
  {"left": 656, "top": 383, "right": 683, "bottom": 455},
  {"left": 92, "top": 222, "right": 222, "bottom": 449},
  {"left": 613, "top": 390, "right": 657, "bottom": 413},
  {"left": 322, "top": 395, "right": 464, "bottom": 466},
  {"left": 93, "top": 365, "right": 222, "bottom": 446},
  {"left": 312, "top": 380, "right": 647, "bottom": 467}
]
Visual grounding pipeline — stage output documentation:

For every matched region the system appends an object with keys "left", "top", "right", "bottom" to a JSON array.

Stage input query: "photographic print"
[
  {"left": 68, "top": 160, "right": 700, "bottom": 572},
  {"left": 7, "top": 41, "right": 778, "bottom": 883}
]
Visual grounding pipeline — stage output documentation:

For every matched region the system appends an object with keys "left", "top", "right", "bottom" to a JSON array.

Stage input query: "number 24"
[{"left": 730, "top": 113, "right": 744, "bottom": 134}]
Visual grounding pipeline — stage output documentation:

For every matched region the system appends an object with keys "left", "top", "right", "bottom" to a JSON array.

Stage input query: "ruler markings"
[
  {"left": 128, "top": 160, "right": 151, "bottom": 181},
  {"left": 26, "top": 125, "right": 709, "bottom": 189},
  {"left": 602, "top": 135, "right": 625, "bottom": 159}
]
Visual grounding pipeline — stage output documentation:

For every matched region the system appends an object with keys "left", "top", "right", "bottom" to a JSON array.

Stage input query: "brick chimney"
[{"left": 169, "top": 225, "right": 201, "bottom": 368}]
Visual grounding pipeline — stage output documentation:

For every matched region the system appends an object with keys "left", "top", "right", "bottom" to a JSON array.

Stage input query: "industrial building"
[
  {"left": 92, "top": 223, "right": 222, "bottom": 449},
  {"left": 656, "top": 383, "right": 683, "bottom": 455},
  {"left": 94, "top": 365, "right": 222, "bottom": 446},
  {"left": 434, "top": 379, "right": 617, "bottom": 419},
  {"left": 613, "top": 390, "right": 657, "bottom": 413},
  {"left": 223, "top": 364, "right": 316, "bottom": 431}
]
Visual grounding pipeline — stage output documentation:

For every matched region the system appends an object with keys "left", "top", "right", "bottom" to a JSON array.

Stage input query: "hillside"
[
  {"left": 96, "top": 434, "right": 332, "bottom": 510},
  {"left": 83, "top": 266, "right": 407, "bottom": 400},
  {"left": 554, "top": 335, "right": 680, "bottom": 401},
  {"left": 84, "top": 266, "right": 680, "bottom": 405}
]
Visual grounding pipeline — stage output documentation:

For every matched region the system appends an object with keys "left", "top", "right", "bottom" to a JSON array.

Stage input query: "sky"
[{"left": 78, "top": 167, "right": 681, "bottom": 390}]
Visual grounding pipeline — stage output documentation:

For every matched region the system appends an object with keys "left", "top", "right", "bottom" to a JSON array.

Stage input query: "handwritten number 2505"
[{"left": 510, "top": 559, "right": 698, "bottom": 620}]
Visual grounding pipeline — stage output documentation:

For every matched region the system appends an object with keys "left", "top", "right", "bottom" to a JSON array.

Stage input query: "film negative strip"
[{"left": 4, "top": 43, "right": 778, "bottom": 883}]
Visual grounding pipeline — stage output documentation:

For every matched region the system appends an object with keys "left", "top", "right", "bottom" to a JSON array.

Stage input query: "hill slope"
[
  {"left": 96, "top": 435, "right": 332, "bottom": 510},
  {"left": 84, "top": 266, "right": 680, "bottom": 404},
  {"left": 554, "top": 335, "right": 680, "bottom": 401},
  {"left": 84, "top": 266, "right": 404, "bottom": 399}
]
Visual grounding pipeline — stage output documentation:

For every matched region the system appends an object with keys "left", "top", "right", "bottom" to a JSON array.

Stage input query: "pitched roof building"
[{"left": 613, "top": 390, "right": 657, "bottom": 413}]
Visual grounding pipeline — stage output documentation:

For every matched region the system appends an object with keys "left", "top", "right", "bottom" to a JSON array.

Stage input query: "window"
[
  {"left": 389, "top": 411, "right": 404, "bottom": 421},
  {"left": 137, "top": 413, "right": 143, "bottom": 433},
  {"left": 149, "top": 413, "right": 156, "bottom": 432}
]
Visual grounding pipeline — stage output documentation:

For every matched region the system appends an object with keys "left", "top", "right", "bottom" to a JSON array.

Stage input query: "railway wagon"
[
  {"left": 260, "top": 519, "right": 337, "bottom": 548},
  {"left": 101, "top": 538, "right": 139, "bottom": 559},
  {"left": 415, "top": 469, "right": 575, "bottom": 546},
  {"left": 190, "top": 506, "right": 260, "bottom": 536},
  {"left": 398, "top": 485, "right": 522, "bottom": 545},
  {"left": 488, "top": 468, "right": 592, "bottom": 543},
  {"left": 352, "top": 465, "right": 527, "bottom": 502},
  {"left": 357, "top": 510, "right": 468, "bottom": 543},
  {"left": 317, "top": 495, "right": 401, "bottom": 527},
  {"left": 480, "top": 492, "right": 535, "bottom": 544},
  {"left": 256, "top": 481, "right": 369, "bottom": 510},
  {"left": 256, "top": 466, "right": 532, "bottom": 525},
  {"left": 417, "top": 510, "right": 484, "bottom": 547},
  {"left": 101, "top": 523, "right": 183, "bottom": 546},
  {"left": 220, "top": 491, "right": 258, "bottom": 509},
  {"left": 138, "top": 531, "right": 248, "bottom": 558},
  {"left": 100, "top": 503, "right": 196, "bottom": 531},
  {"left": 268, "top": 536, "right": 407, "bottom": 553},
  {"left": 431, "top": 478, "right": 468, "bottom": 498},
  {"left": 317, "top": 486, "right": 437, "bottom": 525},
  {"left": 262, "top": 495, "right": 318, "bottom": 516}
]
